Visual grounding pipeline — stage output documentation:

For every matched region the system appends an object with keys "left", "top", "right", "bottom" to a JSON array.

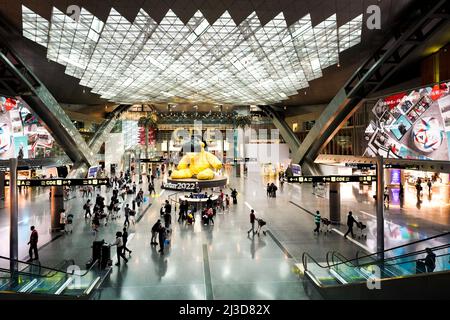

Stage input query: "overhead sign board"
[
  {"left": 287, "top": 175, "right": 377, "bottom": 184},
  {"left": 4, "top": 178, "right": 109, "bottom": 187}
]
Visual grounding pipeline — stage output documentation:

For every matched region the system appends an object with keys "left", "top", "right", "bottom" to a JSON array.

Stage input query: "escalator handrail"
[
  {"left": 302, "top": 252, "right": 329, "bottom": 271},
  {"left": 356, "top": 241, "right": 450, "bottom": 267},
  {"left": 0, "top": 256, "right": 99, "bottom": 278},
  {"left": 382, "top": 252, "right": 450, "bottom": 269},
  {"left": 356, "top": 243, "right": 450, "bottom": 268},
  {"left": 331, "top": 231, "right": 450, "bottom": 268},
  {"left": 326, "top": 243, "right": 450, "bottom": 272},
  {"left": 304, "top": 233, "right": 450, "bottom": 272}
]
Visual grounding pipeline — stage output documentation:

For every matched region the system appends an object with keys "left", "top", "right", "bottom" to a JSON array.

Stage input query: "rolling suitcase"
[
  {"left": 92, "top": 240, "right": 105, "bottom": 263},
  {"left": 100, "top": 243, "right": 111, "bottom": 270}
]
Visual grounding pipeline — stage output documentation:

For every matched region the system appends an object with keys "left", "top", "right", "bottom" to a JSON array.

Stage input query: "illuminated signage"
[
  {"left": 4, "top": 178, "right": 109, "bottom": 187},
  {"left": 287, "top": 175, "right": 377, "bottom": 183}
]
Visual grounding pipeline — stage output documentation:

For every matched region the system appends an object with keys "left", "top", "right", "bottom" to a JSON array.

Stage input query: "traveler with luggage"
[
  {"left": 151, "top": 220, "right": 161, "bottom": 245},
  {"left": 344, "top": 211, "right": 357, "bottom": 239},
  {"left": 247, "top": 209, "right": 256, "bottom": 236},
  {"left": 110, "top": 231, "right": 128, "bottom": 266}
]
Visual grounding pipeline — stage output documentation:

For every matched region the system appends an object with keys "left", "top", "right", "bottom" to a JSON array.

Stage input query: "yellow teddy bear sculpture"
[{"left": 171, "top": 142, "right": 223, "bottom": 180}]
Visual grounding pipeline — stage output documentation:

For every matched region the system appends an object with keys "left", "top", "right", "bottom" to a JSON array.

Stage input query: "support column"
[
  {"left": 50, "top": 186, "right": 64, "bottom": 232},
  {"left": 9, "top": 158, "right": 18, "bottom": 274},
  {"left": 376, "top": 156, "right": 385, "bottom": 261},
  {"left": 0, "top": 171, "right": 5, "bottom": 208},
  {"left": 329, "top": 183, "right": 341, "bottom": 225}
]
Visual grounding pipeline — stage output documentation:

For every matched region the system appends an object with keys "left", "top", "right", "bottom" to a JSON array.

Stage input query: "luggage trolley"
[
  {"left": 356, "top": 221, "right": 367, "bottom": 239},
  {"left": 320, "top": 218, "right": 332, "bottom": 234}
]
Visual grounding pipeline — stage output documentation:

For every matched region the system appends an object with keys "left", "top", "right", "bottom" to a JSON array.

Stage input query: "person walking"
[
  {"left": 148, "top": 182, "right": 155, "bottom": 196},
  {"left": 225, "top": 194, "right": 230, "bottom": 212},
  {"left": 124, "top": 204, "right": 131, "bottom": 227},
  {"left": 247, "top": 209, "right": 256, "bottom": 236},
  {"left": 59, "top": 209, "right": 66, "bottom": 233},
  {"left": 27, "top": 226, "right": 39, "bottom": 261},
  {"left": 344, "top": 211, "right": 357, "bottom": 239},
  {"left": 122, "top": 227, "right": 132, "bottom": 256},
  {"left": 164, "top": 210, "right": 172, "bottom": 229},
  {"left": 110, "top": 231, "right": 128, "bottom": 266},
  {"left": 313, "top": 211, "right": 321, "bottom": 234},
  {"left": 383, "top": 187, "right": 390, "bottom": 204},
  {"left": 427, "top": 179, "right": 432, "bottom": 195},
  {"left": 206, "top": 196, "right": 213, "bottom": 209},
  {"left": 151, "top": 220, "right": 161, "bottom": 245},
  {"left": 207, "top": 207, "right": 215, "bottom": 225},
  {"left": 231, "top": 189, "right": 238, "bottom": 204},
  {"left": 84, "top": 199, "right": 92, "bottom": 219},
  {"left": 164, "top": 200, "right": 172, "bottom": 215},
  {"left": 158, "top": 225, "right": 166, "bottom": 254}
]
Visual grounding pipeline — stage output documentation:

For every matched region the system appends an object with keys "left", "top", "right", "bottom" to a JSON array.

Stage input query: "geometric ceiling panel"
[{"left": 22, "top": 5, "right": 363, "bottom": 106}]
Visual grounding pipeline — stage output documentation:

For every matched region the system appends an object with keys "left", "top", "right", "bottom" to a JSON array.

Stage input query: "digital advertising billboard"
[{"left": 363, "top": 82, "right": 450, "bottom": 161}]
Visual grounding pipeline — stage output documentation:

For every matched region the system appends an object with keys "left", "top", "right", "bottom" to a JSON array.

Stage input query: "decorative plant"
[{"left": 233, "top": 114, "right": 252, "bottom": 129}]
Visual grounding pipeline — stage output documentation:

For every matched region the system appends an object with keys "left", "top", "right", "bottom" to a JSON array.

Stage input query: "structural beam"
[{"left": 258, "top": 105, "right": 301, "bottom": 153}]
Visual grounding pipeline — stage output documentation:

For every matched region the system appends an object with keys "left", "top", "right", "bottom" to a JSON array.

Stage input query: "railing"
[
  {"left": 0, "top": 256, "right": 99, "bottom": 279},
  {"left": 303, "top": 231, "right": 450, "bottom": 273}
]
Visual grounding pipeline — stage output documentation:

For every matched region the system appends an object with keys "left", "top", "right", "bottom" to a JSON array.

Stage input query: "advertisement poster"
[
  {"left": 14, "top": 136, "right": 29, "bottom": 159},
  {"left": 363, "top": 82, "right": 450, "bottom": 160},
  {"left": 0, "top": 96, "right": 59, "bottom": 159}
]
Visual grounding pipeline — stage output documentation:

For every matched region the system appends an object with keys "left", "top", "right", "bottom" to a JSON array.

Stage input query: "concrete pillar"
[
  {"left": 0, "top": 171, "right": 5, "bottom": 208},
  {"left": 50, "top": 186, "right": 64, "bottom": 232},
  {"left": 376, "top": 156, "right": 385, "bottom": 261},
  {"left": 329, "top": 183, "right": 341, "bottom": 225},
  {"left": 9, "top": 158, "right": 18, "bottom": 274}
]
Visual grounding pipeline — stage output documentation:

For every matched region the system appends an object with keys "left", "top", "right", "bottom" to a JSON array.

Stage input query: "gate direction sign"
[
  {"left": 287, "top": 175, "right": 377, "bottom": 184},
  {"left": 4, "top": 178, "right": 109, "bottom": 187}
]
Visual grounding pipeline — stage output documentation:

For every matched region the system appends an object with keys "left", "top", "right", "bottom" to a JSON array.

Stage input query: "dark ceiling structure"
[{"left": 1, "top": 0, "right": 445, "bottom": 112}]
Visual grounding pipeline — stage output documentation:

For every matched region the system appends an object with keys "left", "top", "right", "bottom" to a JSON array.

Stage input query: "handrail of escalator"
[
  {"left": 0, "top": 256, "right": 99, "bottom": 278},
  {"left": 356, "top": 241, "right": 450, "bottom": 267},
  {"left": 324, "top": 243, "right": 450, "bottom": 271},
  {"left": 382, "top": 252, "right": 450, "bottom": 269},
  {"left": 330, "top": 252, "right": 358, "bottom": 268},
  {"left": 324, "top": 232, "right": 450, "bottom": 269},
  {"left": 307, "top": 233, "right": 449, "bottom": 272},
  {"left": 356, "top": 243, "right": 450, "bottom": 268},
  {"left": 302, "top": 252, "right": 329, "bottom": 272}
]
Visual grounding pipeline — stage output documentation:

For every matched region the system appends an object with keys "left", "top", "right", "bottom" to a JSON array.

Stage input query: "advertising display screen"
[
  {"left": 0, "top": 96, "right": 59, "bottom": 160},
  {"left": 363, "top": 82, "right": 450, "bottom": 160}
]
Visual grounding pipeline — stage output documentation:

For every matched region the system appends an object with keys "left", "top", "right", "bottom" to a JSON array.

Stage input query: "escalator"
[
  {"left": 300, "top": 232, "right": 450, "bottom": 299},
  {"left": 0, "top": 256, "right": 109, "bottom": 300}
]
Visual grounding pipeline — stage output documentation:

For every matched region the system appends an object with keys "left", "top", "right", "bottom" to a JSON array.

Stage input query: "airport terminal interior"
[{"left": 0, "top": 0, "right": 449, "bottom": 300}]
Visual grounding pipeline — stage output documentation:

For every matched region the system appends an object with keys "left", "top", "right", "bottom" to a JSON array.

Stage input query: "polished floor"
[{"left": 0, "top": 171, "right": 449, "bottom": 299}]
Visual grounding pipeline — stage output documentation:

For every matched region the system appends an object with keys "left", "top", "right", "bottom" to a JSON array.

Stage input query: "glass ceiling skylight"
[{"left": 22, "top": 6, "right": 363, "bottom": 105}]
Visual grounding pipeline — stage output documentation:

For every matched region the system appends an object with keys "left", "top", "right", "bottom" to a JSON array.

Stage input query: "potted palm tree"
[{"left": 138, "top": 114, "right": 158, "bottom": 172}]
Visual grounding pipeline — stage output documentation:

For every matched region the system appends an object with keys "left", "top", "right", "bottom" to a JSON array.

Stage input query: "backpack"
[{"left": 83, "top": 204, "right": 87, "bottom": 210}]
